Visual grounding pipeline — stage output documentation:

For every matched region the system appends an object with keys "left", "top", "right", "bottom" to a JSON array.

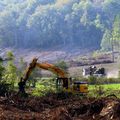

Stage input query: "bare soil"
[
  {"left": 0, "top": 47, "right": 93, "bottom": 62},
  {"left": 0, "top": 93, "right": 120, "bottom": 120}
]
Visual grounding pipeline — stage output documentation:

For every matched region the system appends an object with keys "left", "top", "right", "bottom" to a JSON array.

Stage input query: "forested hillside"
[{"left": 0, "top": 0, "right": 120, "bottom": 50}]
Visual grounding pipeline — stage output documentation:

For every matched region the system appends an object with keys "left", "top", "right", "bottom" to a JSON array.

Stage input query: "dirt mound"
[{"left": 0, "top": 93, "right": 120, "bottom": 120}]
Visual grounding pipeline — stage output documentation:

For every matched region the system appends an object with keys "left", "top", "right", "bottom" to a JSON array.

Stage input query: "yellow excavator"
[{"left": 18, "top": 58, "right": 88, "bottom": 94}]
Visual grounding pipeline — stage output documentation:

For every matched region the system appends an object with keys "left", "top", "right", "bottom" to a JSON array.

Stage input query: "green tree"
[
  {"left": 112, "top": 14, "right": 120, "bottom": 50},
  {"left": 0, "top": 0, "right": 119, "bottom": 50},
  {"left": 94, "top": 14, "right": 104, "bottom": 30},
  {"left": 101, "top": 29, "right": 112, "bottom": 51},
  {"left": 0, "top": 60, "right": 5, "bottom": 80},
  {"left": 28, "top": 68, "right": 41, "bottom": 88},
  {"left": 3, "top": 61, "right": 18, "bottom": 89},
  {"left": 18, "top": 57, "right": 27, "bottom": 77},
  {"left": 55, "top": 60, "right": 68, "bottom": 71},
  {"left": 103, "top": 0, "right": 120, "bottom": 18},
  {"left": 6, "top": 51, "right": 15, "bottom": 60},
  {"left": 2, "top": 51, "right": 17, "bottom": 89}
]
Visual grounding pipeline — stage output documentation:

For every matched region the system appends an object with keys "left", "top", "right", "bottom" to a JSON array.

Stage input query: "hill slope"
[{"left": 0, "top": 0, "right": 119, "bottom": 50}]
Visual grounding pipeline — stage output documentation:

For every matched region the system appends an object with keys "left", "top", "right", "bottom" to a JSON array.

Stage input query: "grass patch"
[
  {"left": 89, "top": 84, "right": 120, "bottom": 98},
  {"left": 31, "top": 78, "right": 56, "bottom": 96},
  {"left": 89, "top": 84, "right": 120, "bottom": 90}
]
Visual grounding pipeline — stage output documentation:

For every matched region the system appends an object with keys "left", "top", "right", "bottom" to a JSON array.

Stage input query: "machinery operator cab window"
[
  {"left": 56, "top": 78, "right": 69, "bottom": 89},
  {"left": 63, "top": 78, "right": 68, "bottom": 89}
]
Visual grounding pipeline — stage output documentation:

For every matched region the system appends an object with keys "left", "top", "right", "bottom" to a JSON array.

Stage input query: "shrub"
[
  {"left": 0, "top": 81, "right": 11, "bottom": 96},
  {"left": 88, "top": 76, "right": 97, "bottom": 84}
]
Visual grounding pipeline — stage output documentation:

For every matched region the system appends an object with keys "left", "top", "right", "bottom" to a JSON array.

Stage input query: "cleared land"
[
  {"left": 1, "top": 79, "right": 120, "bottom": 120},
  {"left": 0, "top": 92, "right": 120, "bottom": 120}
]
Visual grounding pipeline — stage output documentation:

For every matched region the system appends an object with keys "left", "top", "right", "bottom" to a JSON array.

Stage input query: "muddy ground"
[{"left": 0, "top": 93, "right": 120, "bottom": 120}]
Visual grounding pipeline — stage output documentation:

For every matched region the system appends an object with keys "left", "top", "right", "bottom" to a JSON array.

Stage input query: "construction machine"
[
  {"left": 83, "top": 65, "right": 106, "bottom": 77},
  {"left": 18, "top": 58, "right": 88, "bottom": 94}
]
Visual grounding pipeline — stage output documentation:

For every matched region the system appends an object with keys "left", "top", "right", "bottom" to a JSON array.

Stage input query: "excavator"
[{"left": 18, "top": 58, "right": 88, "bottom": 94}]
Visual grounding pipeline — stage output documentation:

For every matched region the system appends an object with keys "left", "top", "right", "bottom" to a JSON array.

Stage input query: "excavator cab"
[{"left": 56, "top": 77, "right": 69, "bottom": 91}]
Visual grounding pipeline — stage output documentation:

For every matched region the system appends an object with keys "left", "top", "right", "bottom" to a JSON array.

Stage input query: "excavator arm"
[
  {"left": 18, "top": 58, "right": 67, "bottom": 94},
  {"left": 36, "top": 63, "right": 66, "bottom": 78}
]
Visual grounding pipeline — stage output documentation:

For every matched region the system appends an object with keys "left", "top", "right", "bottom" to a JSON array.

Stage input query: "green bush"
[
  {"left": 88, "top": 76, "right": 97, "bottom": 84},
  {"left": 0, "top": 81, "right": 11, "bottom": 96}
]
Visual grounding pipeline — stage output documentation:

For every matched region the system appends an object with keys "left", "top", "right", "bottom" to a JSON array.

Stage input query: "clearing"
[{"left": 0, "top": 92, "right": 120, "bottom": 120}]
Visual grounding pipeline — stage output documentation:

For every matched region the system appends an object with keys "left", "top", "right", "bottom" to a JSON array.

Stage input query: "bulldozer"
[{"left": 18, "top": 58, "right": 88, "bottom": 95}]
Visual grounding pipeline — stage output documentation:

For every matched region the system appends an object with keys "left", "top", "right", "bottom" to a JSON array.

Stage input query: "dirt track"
[{"left": 0, "top": 93, "right": 120, "bottom": 120}]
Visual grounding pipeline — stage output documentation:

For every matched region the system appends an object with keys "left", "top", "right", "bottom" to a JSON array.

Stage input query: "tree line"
[{"left": 0, "top": 0, "right": 119, "bottom": 50}]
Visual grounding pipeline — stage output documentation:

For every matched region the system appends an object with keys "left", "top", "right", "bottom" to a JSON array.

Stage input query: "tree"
[
  {"left": 18, "top": 57, "right": 27, "bottom": 77},
  {"left": 0, "top": 9, "right": 17, "bottom": 46},
  {"left": 6, "top": 51, "right": 15, "bottom": 60},
  {"left": 0, "top": 0, "right": 119, "bottom": 50},
  {"left": 55, "top": 60, "right": 68, "bottom": 72},
  {"left": 2, "top": 51, "right": 18, "bottom": 89},
  {"left": 94, "top": 14, "right": 104, "bottom": 30},
  {"left": 112, "top": 14, "right": 120, "bottom": 50},
  {"left": 3, "top": 61, "right": 18, "bottom": 89},
  {"left": 103, "top": 0, "right": 120, "bottom": 18},
  {"left": 0, "top": 60, "right": 5, "bottom": 80},
  {"left": 101, "top": 29, "right": 112, "bottom": 51},
  {"left": 28, "top": 68, "right": 41, "bottom": 88}
]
